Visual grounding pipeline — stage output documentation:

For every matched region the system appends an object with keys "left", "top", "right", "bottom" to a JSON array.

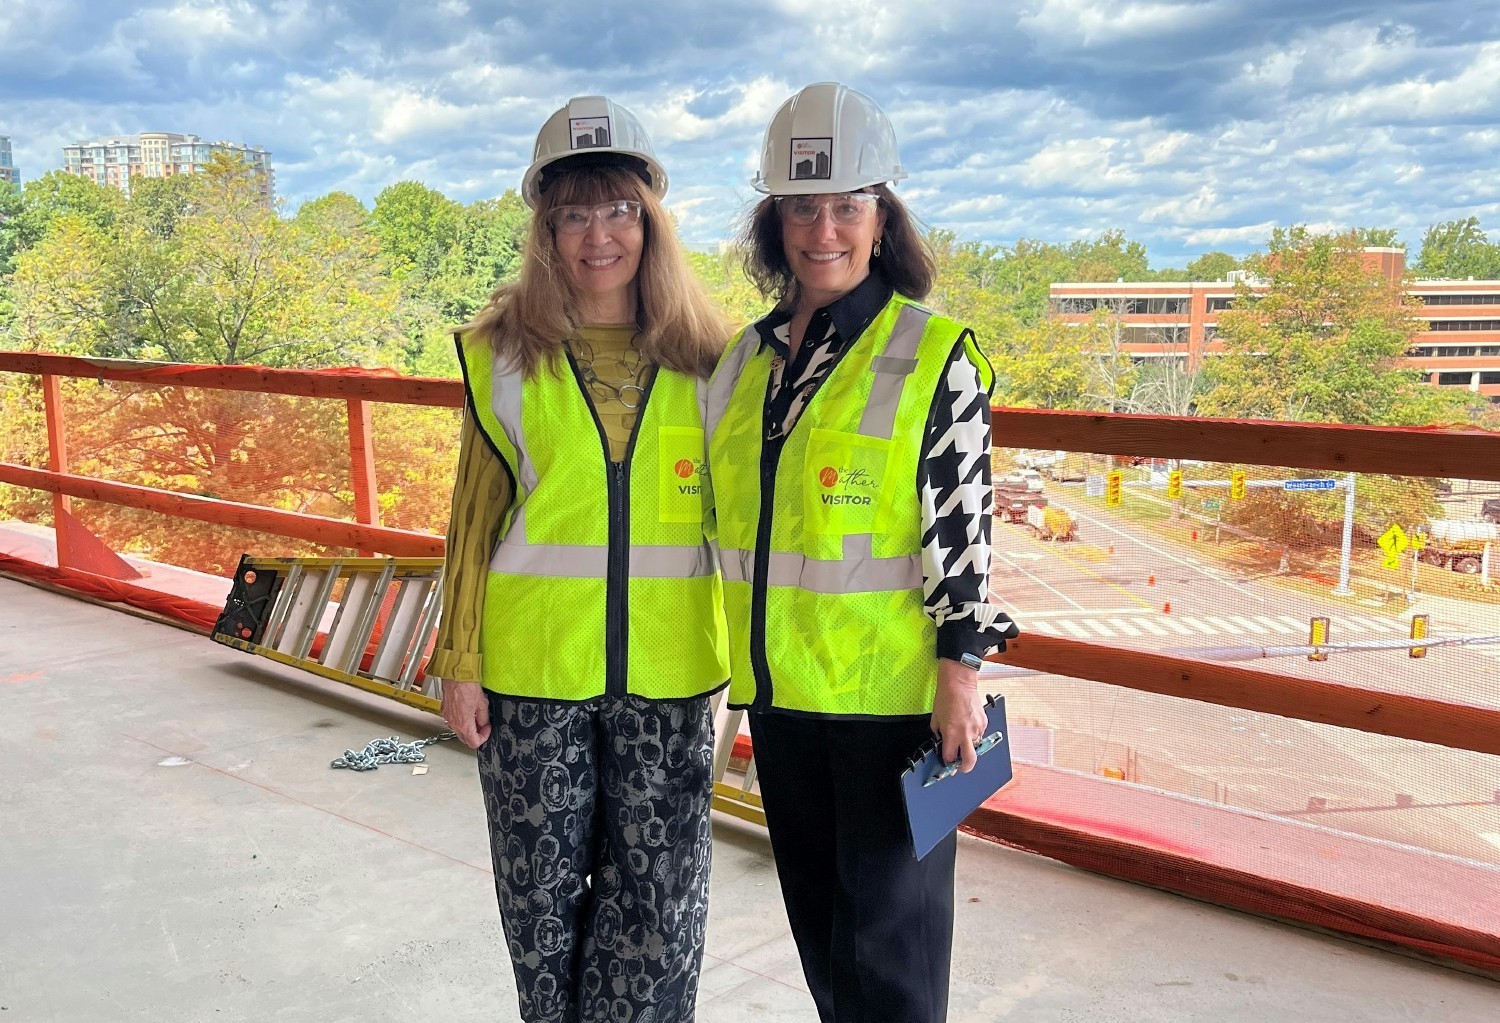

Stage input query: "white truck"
[{"left": 1419, "top": 519, "right": 1498, "bottom": 575}]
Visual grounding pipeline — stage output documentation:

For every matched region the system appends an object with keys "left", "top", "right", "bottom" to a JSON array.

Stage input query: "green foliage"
[
  {"left": 1184, "top": 251, "right": 1239, "bottom": 281},
  {"left": 10, "top": 157, "right": 401, "bottom": 368},
  {"left": 1198, "top": 227, "right": 1455, "bottom": 425},
  {"left": 127, "top": 176, "right": 195, "bottom": 239},
  {"left": 372, "top": 181, "right": 462, "bottom": 283},
  {"left": 1415, "top": 217, "right": 1500, "bottom": 280},
  {"left": 1352, "top": 226, "right": 1403, "bottom": 248},
  {"left": 687, "top": 247, "right": 770, "bottom": 331}
]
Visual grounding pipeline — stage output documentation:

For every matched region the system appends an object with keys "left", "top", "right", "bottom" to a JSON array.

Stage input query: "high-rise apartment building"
[
  {"left": 1049, "top": 248, "right": 1500, "bottom": 402},
  {"left": 0, "top": 136, "right": 17, "bottom": 186},
  {"left": 61, "top": 133, "right": 273, "bottom": 201}
]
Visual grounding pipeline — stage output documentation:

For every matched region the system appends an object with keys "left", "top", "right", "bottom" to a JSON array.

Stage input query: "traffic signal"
[
  {"left": 1409, "top": 614, "right": 1428, "bottom": 659},
  {"left": 1307, "top": 616, "right": 1330, "bottom": 662},
  {"left": 1167, "top": 469, "right": 1183, "bottom": 499},
  {"left": 1230, "top": 471, "right": 1246, "bottom": 500},
  {"left": 1106, "top": 470, "right": 1123, "bottom": 507}
]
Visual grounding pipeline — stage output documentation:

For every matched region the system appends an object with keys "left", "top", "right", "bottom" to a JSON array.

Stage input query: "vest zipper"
[
  {"left": 750, "top": 430, "right": 783, "bottom": 711},
  {"left": 564, "top": 348, "right": 655, "bottom": 700},
  {"left": 606, "top": 459, "right": 628, "bottom": 699}
]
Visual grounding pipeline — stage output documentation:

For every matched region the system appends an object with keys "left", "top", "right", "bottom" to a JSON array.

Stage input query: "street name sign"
[{"left": 1284, "top": 478, "right": 1338, "bottom": 491}]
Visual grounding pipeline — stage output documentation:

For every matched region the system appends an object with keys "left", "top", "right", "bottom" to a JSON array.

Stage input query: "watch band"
[{"left": 959, "top": 652, "right": 983, "bottom": 670}]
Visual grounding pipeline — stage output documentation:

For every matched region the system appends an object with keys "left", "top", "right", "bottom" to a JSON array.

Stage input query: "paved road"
[{"left": 985, "top": 494, "right": 1500, "bottom": 865}]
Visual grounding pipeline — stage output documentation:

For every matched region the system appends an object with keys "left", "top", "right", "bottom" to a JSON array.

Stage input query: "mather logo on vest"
[
  {"left": 817, "top": 466, "right": 875, "bottom": 505},
  {"left": 673, "top": 457, "right": 707, "bottom": 494}
]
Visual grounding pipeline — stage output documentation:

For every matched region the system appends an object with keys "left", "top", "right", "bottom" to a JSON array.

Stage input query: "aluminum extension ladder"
[{"left": 211, "top": 555, "right": 447, "bottom": 713}]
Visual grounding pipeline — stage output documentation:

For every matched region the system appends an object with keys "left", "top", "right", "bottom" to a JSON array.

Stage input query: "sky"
[{"left": 1, "top": 0, "right": 1498, "bottom": 267}]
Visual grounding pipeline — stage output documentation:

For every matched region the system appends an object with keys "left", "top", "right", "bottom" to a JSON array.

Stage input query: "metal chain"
[
  {"left": 330, "top": 731, "right": 458, "bottom": 771},
  {"left": 568, "top": 337, "right": 648, "bottom": 409}
]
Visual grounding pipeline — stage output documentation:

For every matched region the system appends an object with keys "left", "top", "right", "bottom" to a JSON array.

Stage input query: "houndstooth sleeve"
[{"left": 919, "top": 341, "right": 1019, "bottom": 662}]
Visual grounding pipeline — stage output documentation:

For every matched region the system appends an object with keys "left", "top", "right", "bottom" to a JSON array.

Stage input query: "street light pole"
[{"left": 1332, "top": 472, "right": 1356, "bottom": 595}]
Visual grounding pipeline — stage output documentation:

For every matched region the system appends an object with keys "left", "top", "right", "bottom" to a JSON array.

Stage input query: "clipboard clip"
[{"left": 922, "top": 730, "right": 1004, "bottom": 787}]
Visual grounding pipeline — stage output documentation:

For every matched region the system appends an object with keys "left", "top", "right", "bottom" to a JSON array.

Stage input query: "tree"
[
  {"left": 1067, "top": 230, "right": 1151, "bottom": 284},
  {"left": 371, "top": 181, "right": 461, "bottom": 284},
  {"left": 993, "top": 318, "right": 1094, "bottom": 409},
  {"left": 127, "top": 176, "right": 196, "bottom": 239},
  {"left": 1415, "top": 217, "right": 1500, "bottom": 280},
  {"left": 927, "top": 230, "right": 1017, "bottom": 358},
  {"left": 1197, "top": 227, "right": 1474, "bottom": 426},
  {"left": 1352, "top": 226, "right": 1402, "bottom": 248},
  {"left": 1184, "top": 251, "right": 1239, "bottom": 282},
  {"left": 11, "top": 171, "right": 124, "bottom": 253},
  {"left": 428, "top": 192, "right": 530, "bottom": 322},
  {"left": 687, "top": 247, "right": 768, "bottom": 331}
]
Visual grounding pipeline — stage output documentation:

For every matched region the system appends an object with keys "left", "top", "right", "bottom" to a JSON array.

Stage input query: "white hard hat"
[
  {"left": 752, "top": 82, "right": 906, "bottom": 195},
  {"left": 521, "top": 96, "right": 669, "bottom": 209}
]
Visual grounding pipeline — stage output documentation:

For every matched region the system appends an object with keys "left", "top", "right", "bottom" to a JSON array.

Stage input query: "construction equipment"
[
  {"left": 211, "top": 555, "right": 447, "bottom": 712},
  {"left": 1027, "top": 504, "right": 1076, "bottom": 542},
  {"left": 1419, "top": 520, "right": 1497, "bottom": 575}
]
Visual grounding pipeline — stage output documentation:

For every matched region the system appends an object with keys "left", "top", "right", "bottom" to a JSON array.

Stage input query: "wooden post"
[
  {"left": 41, "top": 374, "right": 72, "bottom": 565},
  {"left": 347, "top": 398, "right": 379, "bottom": 556}
]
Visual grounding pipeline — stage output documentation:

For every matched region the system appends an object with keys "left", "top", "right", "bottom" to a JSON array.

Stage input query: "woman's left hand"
[{"left": 930, "top": 658, "right": 987, "bottom": 773}]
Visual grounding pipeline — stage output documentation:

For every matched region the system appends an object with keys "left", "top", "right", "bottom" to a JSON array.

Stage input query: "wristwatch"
[{"left": 959, "top": 652, "right": 983, "bottom": 671}]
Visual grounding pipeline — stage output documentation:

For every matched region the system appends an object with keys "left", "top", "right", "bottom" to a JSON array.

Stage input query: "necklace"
[{"left": 567, "top": 336, "right": 648, "bottom": 409}]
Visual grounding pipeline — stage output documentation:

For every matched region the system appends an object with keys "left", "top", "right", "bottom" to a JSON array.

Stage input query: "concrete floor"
[{"left": 2, "top": 575, "right": 1497, "bottom": 1023}]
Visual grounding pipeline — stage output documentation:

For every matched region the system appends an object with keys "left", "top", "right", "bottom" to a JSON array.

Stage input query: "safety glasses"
[
  {"left": 548, "top": 199, "right": 644, "bottom": 235},
  {"left": 774, "top": 192, "right": 880, "bottom": 227}
]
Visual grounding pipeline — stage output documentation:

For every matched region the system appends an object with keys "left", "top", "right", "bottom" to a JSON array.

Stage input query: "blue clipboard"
[{"left": 900, "top": 694, "right": 1013, "bottom": 861}]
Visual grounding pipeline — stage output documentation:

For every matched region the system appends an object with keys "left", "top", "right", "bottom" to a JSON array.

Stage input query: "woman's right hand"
[{"left": 442, "top": 680, "right": 491, "bottom": 748}]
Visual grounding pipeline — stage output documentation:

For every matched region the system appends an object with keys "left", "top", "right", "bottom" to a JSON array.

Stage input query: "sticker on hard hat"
[
  {"left": 789, "top": 138, "right": 832, "bottom": 180},
  {"left": 570, "top": 116, "right": 612, "bottom": 150}
]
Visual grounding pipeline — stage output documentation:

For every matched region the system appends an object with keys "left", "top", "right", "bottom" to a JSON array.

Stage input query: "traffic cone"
[
  {"left": 1190, "top": 530, "right": 1198, "bottom": 541},
  {"left": 1147, "top": 574, "right": 1156, "bottom": 586},
  {"left": 1163, "top": 602, "right": 1172, "bottom": 614},
  {"left": 1108, "top": 544, "right": 1115, "bottom": 555}
]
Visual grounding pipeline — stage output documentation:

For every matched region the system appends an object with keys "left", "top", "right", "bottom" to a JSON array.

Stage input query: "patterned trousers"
[{"left": 476, "top": 691, "right": 715, "bottom": 1023}]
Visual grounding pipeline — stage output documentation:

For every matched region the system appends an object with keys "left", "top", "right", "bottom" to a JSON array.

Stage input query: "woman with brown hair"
[
  {"left": 428, "top": 96, "right": 729, "bottom": 1023},
  {"left": 705, "top": 82, "right": 1018, "bottom": 1023}
]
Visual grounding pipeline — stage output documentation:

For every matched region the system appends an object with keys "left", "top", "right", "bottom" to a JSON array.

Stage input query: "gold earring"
[{"left": 873, "top": 237, "right": 882, "bottom": 258}]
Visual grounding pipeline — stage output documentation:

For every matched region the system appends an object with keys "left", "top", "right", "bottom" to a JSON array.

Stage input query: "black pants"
[{"left": 749, "top": 711, "right": 957, "bottom": 1023}]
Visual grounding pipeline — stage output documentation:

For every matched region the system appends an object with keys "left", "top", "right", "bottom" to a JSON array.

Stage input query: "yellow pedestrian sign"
[{"left": 1377, "top": 523, "right": 1409, "bottom": 570}]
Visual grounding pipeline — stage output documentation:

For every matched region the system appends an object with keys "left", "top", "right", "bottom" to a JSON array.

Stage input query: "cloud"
[{"left": 0, "top": 0, "right": 1497, "bottom": 267}]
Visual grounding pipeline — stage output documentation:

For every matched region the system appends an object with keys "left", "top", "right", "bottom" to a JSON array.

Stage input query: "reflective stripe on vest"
[
  {"left": 456, "top": 332, "right": 728, "bottom": 703},
  {"left": 705, "top": 295, "right": 989, "bottom": 717}
]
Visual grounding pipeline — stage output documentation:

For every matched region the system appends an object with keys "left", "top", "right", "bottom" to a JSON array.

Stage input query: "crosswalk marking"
[{"left": 1017, "top": 610, "right": 1408, "bottom": 643}]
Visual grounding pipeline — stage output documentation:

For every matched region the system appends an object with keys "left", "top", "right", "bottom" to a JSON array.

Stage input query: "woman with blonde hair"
[{"left": 428, "top": 96, "right": 729, "bottom": 1023}]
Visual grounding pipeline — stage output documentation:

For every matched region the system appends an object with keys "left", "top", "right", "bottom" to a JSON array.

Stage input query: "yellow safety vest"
[
  {"left": 457, "top": 333, "right": 729, "bottom": 701},
  {"left": 705, "top": 295, "right": 992, "bottom": 716}
]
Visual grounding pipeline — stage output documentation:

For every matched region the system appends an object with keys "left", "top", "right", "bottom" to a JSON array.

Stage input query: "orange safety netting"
[{"left": 4, "top": 359, "right": 1499, "bottom": 976}]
